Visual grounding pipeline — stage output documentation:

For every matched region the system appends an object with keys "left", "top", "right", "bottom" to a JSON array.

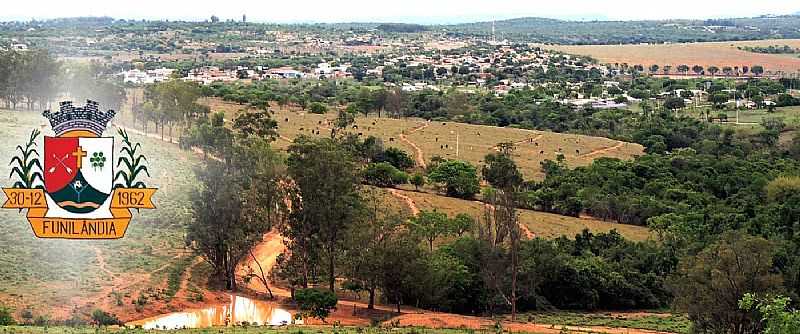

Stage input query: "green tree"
[
  {"left": 188, "top": 137, "right": 287, "bottom": 292},
  {"left": 362, "top": 162, "right": 407, "bottom": 188},
  {"left": 411, "top": 172, "right": 426, "bottom": 191},
  {"left": 287, "top": 137, "right": 362, "bottom": 292},
  {"left": 232, "top": 109, "right": 278, "bottom": 142},
  {"left": 670, "top": 231, "right": 783, "bottom": 334},
  {"left": 294, "top": 289, "right": 338, "bottom": 322},
  {"left": 481, "top": 147, "right": 523, "bottom": 320},
  {"left": 0, "top": 305, "right": 15, "bottom": 325},
  {"left": 342, "top": 191, "right": 406, "bottom": 309},
  {"left": 309, "top": 102, "right": 328, "bottom": 114},
  {"left": 410, "top": 210, "right": 453, "bottom": 251},
  {"left": 376, "top": 147, "right": 414, "bottom": 170},
  {"left": 451, "top": 213, "right": 475, "bottom": 236},
  {"left": 664, "top": 96, "right": 686, "bottom": 112},
  {"left": 91, "top": 309, "right": 121, "bottom": 327},
  {"left": 428, "top": 160, "right": 480, "bottom": 199},
  {"left": 709, "top": 92, "right": 730, "bottom": 109},
  {"left": 482, "top": 144, "right": 523, "bottom": 189},
  {"left": 740, "top": 294, "right": 800, "bottom": 334}
]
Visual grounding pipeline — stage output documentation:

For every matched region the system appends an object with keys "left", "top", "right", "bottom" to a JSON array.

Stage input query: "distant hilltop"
[
  {"left": 2, "top": 14, "right": 800, "bottom": 45},
  {"left": 375, "top": 23, "right": 428, "bottom": 33}
]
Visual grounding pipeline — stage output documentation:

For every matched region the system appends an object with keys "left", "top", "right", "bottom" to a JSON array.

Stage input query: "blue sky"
[{"left": 1, "top": 0, "right": 798, "bottom": 23}]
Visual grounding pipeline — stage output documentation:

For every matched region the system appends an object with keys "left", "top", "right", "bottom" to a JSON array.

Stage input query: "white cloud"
[{"left": 1, "top": 0, "right": 797, "bottom": 23}]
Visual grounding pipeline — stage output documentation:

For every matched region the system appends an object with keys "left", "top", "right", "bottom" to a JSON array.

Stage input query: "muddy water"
[{"left": 127, "top": 295, "right": 300, "bottom": 329}]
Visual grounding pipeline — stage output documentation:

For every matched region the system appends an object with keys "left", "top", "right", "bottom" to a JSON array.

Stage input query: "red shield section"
[{"left": 44, "top": 137, "right": 79, "bottom": 193}]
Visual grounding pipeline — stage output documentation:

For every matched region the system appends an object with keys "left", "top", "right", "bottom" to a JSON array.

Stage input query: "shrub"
[
  {"left": 411, "top": 172, "right": 426, "bottom": 190},
  {"left": 91, "top": 309, "right": 122, "bottom": 326},
  {"left": 294, "top": 288, "right": 338, "bottom": 322},
  {"left": 363, "top": 162, "right": 407, "bottom": 187},
  {"left": 309, "top": 102, "right": 328, "bottom": 114},
  {"left": 427, "top": 160, "right": 480, "bottom": 199},
  {"left": 0, "top": 305, "right": 15, "bottom": 325},
  {"left": 375, "top": 147, "right": 414, "bottom": 170}
]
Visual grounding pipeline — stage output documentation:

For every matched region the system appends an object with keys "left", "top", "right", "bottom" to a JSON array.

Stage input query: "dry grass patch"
[
  {"left": 544, "top": 39, "right": 800, "bottom": 74},
  {"left": 392, "top": 188, "right": 652, "bottom": 242},
  {"left": 202, "top": 98, "right": 644, "bottom": 180}
]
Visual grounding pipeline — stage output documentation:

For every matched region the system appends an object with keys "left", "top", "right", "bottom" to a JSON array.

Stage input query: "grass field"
[
  {"left": 202, "top": 98, "right": 644, "bottom": 180},
  {"left": 544, "top": 39, "right": 800, "bottom": 74},
  {"left": 386, "top": 187, "right": 653, "bottom": 242},
  {"left": 513, "top": 312, "right": 690, "bottom": 334},
  {"left": 0, "top": 109, "right": 199, "bottom": 320}
]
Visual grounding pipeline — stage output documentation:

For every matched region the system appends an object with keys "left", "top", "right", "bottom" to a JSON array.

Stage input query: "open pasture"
[
  {"left": 204, "top": 98, "right": 644, "bottom": 180},
  {"left": 544, "top": 39, "right": 800, "bottom": 74},
  {"left": 388, "top": 188, "right": 653, "bottom": 242}
]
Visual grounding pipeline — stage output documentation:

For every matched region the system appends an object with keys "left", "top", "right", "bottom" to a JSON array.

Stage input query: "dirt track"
[
  {"left": 388, "top": 188, "right": 421, "bottom": 216},
  {"left": 581, "top": 142, "right": 625, "bottom": 158},
  {"left": 399, "top": 122, "right": 429, "bottom": 169},
  {"left": 239, "top": 232, "right": 676, "bottom": 333}
]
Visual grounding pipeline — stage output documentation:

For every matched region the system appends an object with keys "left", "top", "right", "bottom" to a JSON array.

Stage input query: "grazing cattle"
[
  {"left": 442, "top": 122, "right": 447, "bottom": 125},
  {"left": 372, "top": 122, "right": 376, "bottom": 126},
  {"left": 318, "top": 121, "right": 322, "bottom": 124},
  {"left": 539, "top": 150, "right": 544, "bottom": 154},
  {"left": 285, "top": 118, "right": 289, "bottom": 122},
  {"left": 435, "top": 137, "right": 438, "bottom": 142},
  {"left": 534, "top": 142, "right": 539, "bottom": 146},
  {"left": 445, "top": 144, "right": 449, "bottom": 149},
  {"left": 299, "top": 128, "right": 304, "bottom": 131},
  {"left": 358, "top": 133, "right": 363, "bottom": 136},
  {"left": 440, "top": 145, "right": 444, "bottom": 149},
  {"left": 576, "top": 149, "right": 580, "bottom": 154},
  {"left": 389, "top": 138, "right": 394, "bottom": 142},
  {"left": 558, "top": 148, "right": 562, "bottom": 152}
]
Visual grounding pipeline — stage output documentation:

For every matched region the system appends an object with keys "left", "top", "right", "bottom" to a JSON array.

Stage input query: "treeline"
[
  {"left": 447, "top": 16, "right": 800, "bottom": 45},
  {"left": 375, "top": 23, "right": 428, "bottom": 33},
  {"left": 0, "top": 50, "right": 127, "bottom": 111},
  {"left": 130, "top": 80, "right": 210, "bottom": 140},
  {"left": 739, "top": 45, "right": 800, "bottom": 54}
]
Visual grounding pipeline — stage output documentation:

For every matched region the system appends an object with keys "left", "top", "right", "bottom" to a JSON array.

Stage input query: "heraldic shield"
[{"left": 44, "top": 136, "right": 114, "bottom": 214}]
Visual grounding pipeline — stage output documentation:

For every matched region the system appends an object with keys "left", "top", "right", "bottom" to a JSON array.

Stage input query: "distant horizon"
[
  {"left": 0, "top": 0, "right": 797, "bottom": 25},
  {"left": 1, "top": 12, "right": 799, "bottom": 26}
]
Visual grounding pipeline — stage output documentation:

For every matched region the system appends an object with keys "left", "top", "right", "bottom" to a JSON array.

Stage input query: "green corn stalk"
[
  {"left": 9, "top": 129, "right": 44, "bottom": 189},
  {"left": 114, "top": 128, "right": 150, "bottom": 188}
]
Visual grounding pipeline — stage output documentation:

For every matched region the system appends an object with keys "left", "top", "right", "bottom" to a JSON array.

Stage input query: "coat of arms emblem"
[{"left": 2, "top": 100, "right": 156, "bottom": 239}]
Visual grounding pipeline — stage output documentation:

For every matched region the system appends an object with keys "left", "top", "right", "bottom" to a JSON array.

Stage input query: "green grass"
[
  {"left": 514, "top": 312, "right": 691, "bottom": 334},
  {"left": 388, "top": 187, "right": 653, "bottom": 241},
  {"left": 164, "top": 257, "right": 194, "bottom": 300},
  {"left": 722, "top": 106, "right": 800, "bottom": 125},
  {"left": 517, "top": 312, "right": 691, "bottom": 334}
]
